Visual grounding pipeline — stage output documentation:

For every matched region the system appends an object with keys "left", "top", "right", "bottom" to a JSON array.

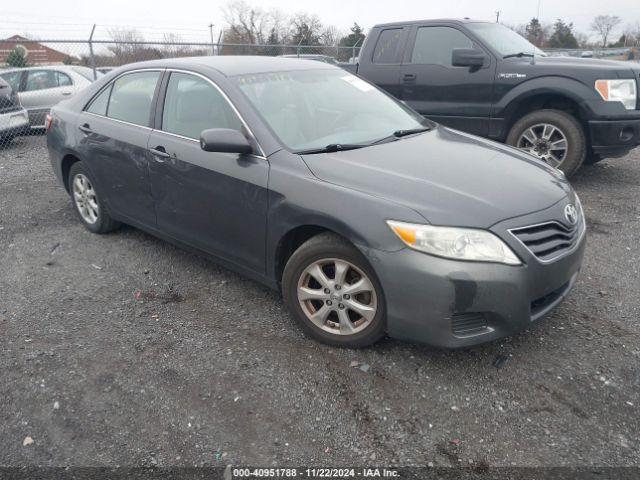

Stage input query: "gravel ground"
[{"left": 0, "top": 135, "right": 639, "bottom": 469}]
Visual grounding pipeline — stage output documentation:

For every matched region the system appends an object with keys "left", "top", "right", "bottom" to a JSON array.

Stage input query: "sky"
[{"left": 3, "top": 0, "right": 639, "bottom": 43}]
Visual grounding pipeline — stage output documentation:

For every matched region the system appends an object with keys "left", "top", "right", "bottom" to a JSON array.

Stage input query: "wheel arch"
[
  {"left": 61, "top": 152, "right": 82, "bottom": 192},
  {"left": 495, "top": 78, "right": 595, "bottom": 141},
  {"left": 272, "top": 224, "right": 357, "bottom": 286}
]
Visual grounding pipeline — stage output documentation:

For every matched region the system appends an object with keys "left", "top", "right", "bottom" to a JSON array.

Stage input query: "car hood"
[
  {"left": 509, "top": 56, "right": 640, "bottom": 78},
  {"left": 301, "top": 126, "right": 573, "bottom": 228}
]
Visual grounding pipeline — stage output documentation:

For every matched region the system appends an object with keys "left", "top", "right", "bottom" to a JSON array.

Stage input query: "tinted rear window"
[
  {"left": 107, "top": 71, "right": 160, "bottom": 127},
  {"left": 372, "top": 28, "right": 403, "bottom": 64}
]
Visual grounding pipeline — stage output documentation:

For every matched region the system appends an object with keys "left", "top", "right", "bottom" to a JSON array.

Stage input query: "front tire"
[
  {"left": 506, "top": 109, "right": 586, "bottom": 177},
  {"left": 68, "top": 162, "right": 120, "bottom": 234},
  {"left": 282, "top": 233, "right": 386, "bottom": 348}
]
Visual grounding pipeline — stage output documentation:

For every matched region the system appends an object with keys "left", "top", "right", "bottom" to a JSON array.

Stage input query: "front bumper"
[
  {"left": 589, "top": 117, "right": 640, "bottom": 158},
  {"left": 365, "top": 203, "right": 586, "bottom": 348}
]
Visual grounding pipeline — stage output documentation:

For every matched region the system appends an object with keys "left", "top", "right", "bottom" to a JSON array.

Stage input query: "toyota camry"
[{"left": 46, "top": 57, "right": 586, "bottom": 348}]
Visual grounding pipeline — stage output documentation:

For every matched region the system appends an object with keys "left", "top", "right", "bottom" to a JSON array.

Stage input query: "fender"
[{"left": 493, "top": 75, "right": 600, "bottom": 125}]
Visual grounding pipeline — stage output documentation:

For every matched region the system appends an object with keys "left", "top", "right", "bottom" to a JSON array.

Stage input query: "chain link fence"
[
  {"left": 0, "top": 36, "right": 638, "bottom": 151},
  {"left": 0, "top": 38, "right": 361, "bottom": 150}
]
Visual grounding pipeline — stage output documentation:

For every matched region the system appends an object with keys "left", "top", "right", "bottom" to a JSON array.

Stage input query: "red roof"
[{"left": 0, "top": 35, "right": 69, "bottom": 65}]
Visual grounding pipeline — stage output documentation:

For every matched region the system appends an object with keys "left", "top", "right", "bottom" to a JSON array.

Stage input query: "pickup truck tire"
[{"left": 506, "top": 109, "right": 586, "bottom": 177}]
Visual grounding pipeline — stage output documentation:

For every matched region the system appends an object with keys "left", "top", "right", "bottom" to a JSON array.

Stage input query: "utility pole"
[
  {"left": 209, "top": 23, "right": 215, "bottom": 56},
  {"left": 495, "top": 11, "right": 501, "bottom": 23}
]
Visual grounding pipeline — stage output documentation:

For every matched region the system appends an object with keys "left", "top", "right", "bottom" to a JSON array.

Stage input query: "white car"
[
  {"left": 0, "top": 76, "right": 28, "bottom": 143},
  {"left": 0, "top": 66, "right": 100, "bottom": 128}
]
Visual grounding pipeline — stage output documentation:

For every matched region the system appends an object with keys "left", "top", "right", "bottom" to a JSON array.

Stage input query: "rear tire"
[
  {"left": 68, "top": 162, "right": 120, "bottom": 234},
  {"left": 282, "top": 233, "right": 386, "bottom": 348},
  {"left": 506, "top": 109, "right": 586, "bottom": 177}
]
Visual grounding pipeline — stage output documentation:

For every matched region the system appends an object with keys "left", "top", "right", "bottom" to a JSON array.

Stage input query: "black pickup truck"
[{"left": 346, "top": 19, "right": 640, "bottom": 175}]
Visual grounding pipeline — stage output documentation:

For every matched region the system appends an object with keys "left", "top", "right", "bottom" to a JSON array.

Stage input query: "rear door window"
[
  {"left": 372, "top": 28, "right": 404, "bottom": 64},
  {"left": 86, "top": 85, "right": 112, "bottom": 116},
  {"left": 25, "top": 70, "right": 59, "bottom": 91},
  {"left": 0, "top": 71, "right": 22, "bottom": 91},
  {"left": 410, "top": 26, "right": 473, "bottom": 65},
  {"left": 106, "top": 71, "right": 160, "bottom": 127},
  {"left": 56, "top": 72, "right": 73, "bottom": 87}
]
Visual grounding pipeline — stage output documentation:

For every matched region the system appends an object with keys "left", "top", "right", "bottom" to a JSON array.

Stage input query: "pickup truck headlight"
[
  {"left": 387, "top": 221, "right": 521, "bottom": 265},
  {"left": 595, "top": 79, "right": 637, "bottom": 110}
]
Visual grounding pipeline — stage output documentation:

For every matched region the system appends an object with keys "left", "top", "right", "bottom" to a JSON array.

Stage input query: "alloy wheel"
[
  {"left": 297, "top": 258, "right": 378, "bottom": 336},
  {"left": 72, "top": 173, "right": 99, "bottom": 224},
  {"left": 517, "top": 123, "right": 568, "bottom": 168}
]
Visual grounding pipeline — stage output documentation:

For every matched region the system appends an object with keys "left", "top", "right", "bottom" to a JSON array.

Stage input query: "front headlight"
[
  {"left": 595, "top": 79, "right": 637, "bottom": 110},
  {"left": 387, "top": 221, "right": 521, "bottom": 265}
]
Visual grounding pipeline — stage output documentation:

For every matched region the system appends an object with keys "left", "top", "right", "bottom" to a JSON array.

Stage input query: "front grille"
[
  {"left": 451, "top": 312, "right": 488, "bottom": 337},
  {"left": 510, "top": 220, "right": 583, "bottom": 262}
]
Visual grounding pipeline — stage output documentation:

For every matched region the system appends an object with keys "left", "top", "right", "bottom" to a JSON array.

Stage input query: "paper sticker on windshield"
[{"left": 341, "top": 75, "right": 375, "bottom": 92}]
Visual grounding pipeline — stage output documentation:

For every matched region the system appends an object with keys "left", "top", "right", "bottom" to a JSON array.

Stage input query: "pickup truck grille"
[{"left": 510, "top": 219, "right": 584, "bottom": 262}]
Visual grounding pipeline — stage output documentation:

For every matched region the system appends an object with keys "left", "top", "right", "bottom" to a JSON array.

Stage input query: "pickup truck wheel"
[
  {"left": 282, "top": 233, "right": 386, "bottom": 348},
  {"left": 506, "top": 109, "right": 586, "bottom": 176}
]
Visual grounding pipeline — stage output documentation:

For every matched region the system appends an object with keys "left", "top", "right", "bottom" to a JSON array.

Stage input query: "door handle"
[
  {"left": 62, "top": 91, "right": 72, "bottom": 96},
  {"left": 78, "top": 123, "right": 92, "bottom": 134},
  {"left": 402, "top": 73, "right": 416, "bottom": 82},
  {"left": 149, "top": 146, "right": 171, "bottom": 161}
]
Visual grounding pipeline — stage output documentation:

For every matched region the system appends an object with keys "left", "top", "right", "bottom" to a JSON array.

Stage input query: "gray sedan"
[
  {"left": 0, "top": 66, "right": 99, "bottom": 128},
  {"left": 46, "top": 57, "right": 585, "bottom": 348}
]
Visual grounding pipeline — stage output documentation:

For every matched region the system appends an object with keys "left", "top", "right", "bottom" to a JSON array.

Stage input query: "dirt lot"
[{"left": 1, "top": 135, "right": 639, "bottom": 469}]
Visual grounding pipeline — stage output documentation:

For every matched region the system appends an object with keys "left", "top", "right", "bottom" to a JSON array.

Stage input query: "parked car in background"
[
  {"left": 0, "top": 66, "right": 101, "bottom": 129},
  {"left": 97, "top": 67, "right": 115, "bottom": 75},
  {"left": 278, "top": 54, "right": 339, "bottom": 64},
  {"left": 347, "top": 19, "right": 640, "bottom": 176},
  {"left": 47, "top": 57, "right": 585, "bottom": 348},
  {"left": 0, "top": 76, "right": 29, "bottom": 144}
]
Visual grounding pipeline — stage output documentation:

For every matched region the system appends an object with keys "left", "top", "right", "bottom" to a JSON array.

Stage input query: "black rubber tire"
[
  {"left": 506, "top": 109, "right": 586, "bottom": 177},
  {"left": 282, "top": 233, "right": 386, "bottom": 348},
  {"left": 67, "top": 161, "right": 120, "bottom": 234}
]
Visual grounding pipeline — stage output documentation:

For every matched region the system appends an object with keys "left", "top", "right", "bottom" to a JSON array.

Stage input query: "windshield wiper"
[
  {"left": 393, "top": 127, "right": 431, "bottom": 137},
  {"left": 371, "top": 126, "right": 432, "bottom": 145},
  {"left": 296, "top": 143, "right": 367, "bottom": 155},
  {"left": 503, "top": 52, "right": 535, "bottom": 59}
]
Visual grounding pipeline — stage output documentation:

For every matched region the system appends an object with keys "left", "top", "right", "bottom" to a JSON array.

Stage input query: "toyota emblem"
[{"left": 564, "top": 204, "right": 578, "bottom": 226}]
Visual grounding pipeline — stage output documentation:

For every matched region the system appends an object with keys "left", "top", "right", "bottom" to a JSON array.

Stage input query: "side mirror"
[
  {"left": 452, "top": 48, "right": 487, "bottom": 67},
  {"left": 199, "top": 128, "right": 253, "bottom": 154}
]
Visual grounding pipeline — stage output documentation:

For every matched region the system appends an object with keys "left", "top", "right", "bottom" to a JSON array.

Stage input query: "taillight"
[{"left": 45, "top": 114, "right": 53, "bottom": 133}]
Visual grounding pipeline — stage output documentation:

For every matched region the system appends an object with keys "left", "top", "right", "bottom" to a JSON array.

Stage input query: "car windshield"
[
  {"left": 234, "top": 69, "right": 426, "bottom": 152},
  {"left": 467, "top": 23, "right": 547, "bottom": 57}
]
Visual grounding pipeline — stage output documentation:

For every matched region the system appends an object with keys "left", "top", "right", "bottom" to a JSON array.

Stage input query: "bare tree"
[
  {"left": 108, "top": 29, "right": 162, "bottom": 65},
  {"left": 221, "top": 0, "right": 280, "bottom": 44},
  {"left": 591, "top": 15, "right": 622, "bottom": 47}
]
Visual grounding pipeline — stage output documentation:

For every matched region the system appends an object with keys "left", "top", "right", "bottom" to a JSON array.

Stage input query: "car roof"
[
  {"left": 119, "top": 56, "right": 338, "bottom": 77},
  {"left": 373, "top": 18, "right": 492, "bottom": 28},
  {"left": 0, "top": 65, "right": 84, "bottom": 73}
]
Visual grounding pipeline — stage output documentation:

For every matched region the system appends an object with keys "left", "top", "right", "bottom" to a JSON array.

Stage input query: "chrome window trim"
[
  {"left": 81, "top": 67, "right": 266, "bottom": 158},
  {"left": 82, "top": 68, "right": 164, "bottom": 124},
  {"left": 508, "top": 217, "right": 586, "bottom": 264},
  {"left": 160, "top": 68, "right": 266, "bottom": 158},
  {"left": 83, "top": 111, "right": 153, "bottom": 131}
]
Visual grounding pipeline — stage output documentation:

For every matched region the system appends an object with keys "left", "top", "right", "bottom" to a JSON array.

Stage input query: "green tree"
[
  {"left": 525, "top": 18, "right": 547, "bottom": 47},
  {"left": 337, "top": 23, "right": 366, "bottom": 61},
  {"left": 547, "top": 19, "right": 579, "bottom": 48},
  {"left": 6, "top": 47, "right": 27, "bottom": 67},
  {"left": 338, "top": 23, "right": 365, "bottom": 48}
]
